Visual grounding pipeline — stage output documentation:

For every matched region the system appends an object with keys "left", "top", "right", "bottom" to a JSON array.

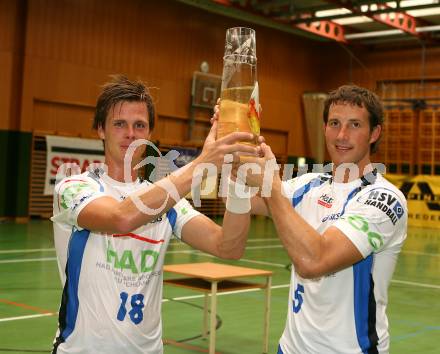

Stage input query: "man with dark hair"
[
  {"left": 51, "top": 75, "right": 257, "bottom": 354},
  {"left": 93, "top": 74, "right": 156, "bottom": 131},
  {"left": 323, "top": 84, "right": 384, "bottom": 153},
  {"left": 234, "top": 84, "right": 407, "bottom": 353}
]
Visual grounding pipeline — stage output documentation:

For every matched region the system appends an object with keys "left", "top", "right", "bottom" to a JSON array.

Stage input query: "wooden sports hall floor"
[{"left": 0, "top": 217, "right": 438, "bottom": 353}]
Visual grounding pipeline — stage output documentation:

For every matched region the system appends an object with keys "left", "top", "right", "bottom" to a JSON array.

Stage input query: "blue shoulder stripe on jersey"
[
  {"left": 353, "top": 254, "right": 379, "bottom": 354},
  {"left": 291, "top": 176, "right": 329, "bottom": 207},
  {"left": 52, "top": 228, "right": 90, "bottom": 353},
  {"left": 340, "top": 186, "right": 362, "bottom": 216},
  {"left": 277, "top": 344, "right": 284, "bottom": 354},
  {"left": 166, "top": 208, "right": 177, "bottom": 231},
  {"left": 339, "top": 169, "right": 378, "bottom": 217},
  {"left": 87, "top": 171, "right": 105, "bottom": 192}
]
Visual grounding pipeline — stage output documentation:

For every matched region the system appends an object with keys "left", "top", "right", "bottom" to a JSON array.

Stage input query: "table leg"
[
  {"left": 203, "top": 293, "right": 209, "bottom": 339},
  {"left": 209, "top": 281, "right": 218, "bottom": 354},
  {"left": 263, "top": 276, "right": 272, "bottom": 354}
]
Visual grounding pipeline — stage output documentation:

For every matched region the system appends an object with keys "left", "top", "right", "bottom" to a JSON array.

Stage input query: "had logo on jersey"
[
  {"left": 357, "top": 188, "right": 404, "bottom": 225},
  {"left": 318, "top": 194, "right": 333, "bottom": 208},
  {"left": 106, "top": 243, "right": 160, "bottom": 274}
]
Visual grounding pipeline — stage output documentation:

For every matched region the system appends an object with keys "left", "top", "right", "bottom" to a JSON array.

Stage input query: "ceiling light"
[
  {"left": 345, "top": 29, "right": 403, "bottom": 39},
  {"left": 315, "top": 8, "right": 351, "bottom": 17},
  {"left": 386, "top": 2, "right": 398, "bottom": 8},
  {"left": 334, "top": 16, "right": 373, "bottom": 25},
  {"left": 345, "top": 24, "right": 440, "bottom": 39},
  {"left": 400, "top": 0, "right": 439, "bottom": 6},
  {"left": 407, "top": 7, "right": 440, "bottom": 16}
]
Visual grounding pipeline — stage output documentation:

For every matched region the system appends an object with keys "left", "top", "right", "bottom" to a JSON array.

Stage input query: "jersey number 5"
[
  {"left": 292, "top": 283, "right": 304, "bottom": 314},
  {"left": 117, "top": 292, "right": 145, "bottom": 325}
]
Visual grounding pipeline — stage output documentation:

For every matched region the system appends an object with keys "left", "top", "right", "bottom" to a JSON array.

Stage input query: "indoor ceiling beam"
[
  {"left": 295, "top": 20, "right": 347, "bottom": 42},
  {"left": 211, "top": 0, "right": 347, "bottom": 42},
  {"left": 324, "top": 0, "right": 420, "bottom": 37},
  {"left": 175, "top": 0, "right": 328, "bottom": 41},
  {"left": 291, "top": 4, "right": 440, "bottom": 24},
  {"left": 368, "top": 3, "right": 418, "bottom": 36}
]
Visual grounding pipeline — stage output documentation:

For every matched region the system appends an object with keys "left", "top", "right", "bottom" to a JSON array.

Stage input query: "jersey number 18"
[{"left": 117, "top": 292, "right": 145, "bottom": 325}]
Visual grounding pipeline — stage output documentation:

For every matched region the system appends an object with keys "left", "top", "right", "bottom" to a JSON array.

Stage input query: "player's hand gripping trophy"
[{"left": 217, "top": 27, "right": 260, "bottom": 145}]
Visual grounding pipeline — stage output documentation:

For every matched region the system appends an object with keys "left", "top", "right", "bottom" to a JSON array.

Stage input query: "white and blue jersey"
[
  {"left": 51, "top": 171, "right": 200, "bottom": 354},
  {"left": 278, "top": 172, "right": 407, "bottom": 354}
]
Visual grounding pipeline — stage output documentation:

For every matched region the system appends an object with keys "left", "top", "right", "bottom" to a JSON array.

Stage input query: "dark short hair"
[
  {"left": 323, "top": 85, "right": 383, "bottom": 153},
  {"left": 93, "top": 74, "right": 155, "bottom": 131}
]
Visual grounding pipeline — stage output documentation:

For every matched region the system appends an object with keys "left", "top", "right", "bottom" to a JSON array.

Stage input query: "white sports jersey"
[
  {"left": 278, "top": 172, "right": 407, "bottom": 354},
  {"left": 51, "top": 170, "right": 201, "bottom": 354}
]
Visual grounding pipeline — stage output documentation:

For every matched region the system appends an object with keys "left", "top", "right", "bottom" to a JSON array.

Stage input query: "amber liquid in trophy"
[{"left": 217, "top": 86, "right": 258, "bottom": 145}]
